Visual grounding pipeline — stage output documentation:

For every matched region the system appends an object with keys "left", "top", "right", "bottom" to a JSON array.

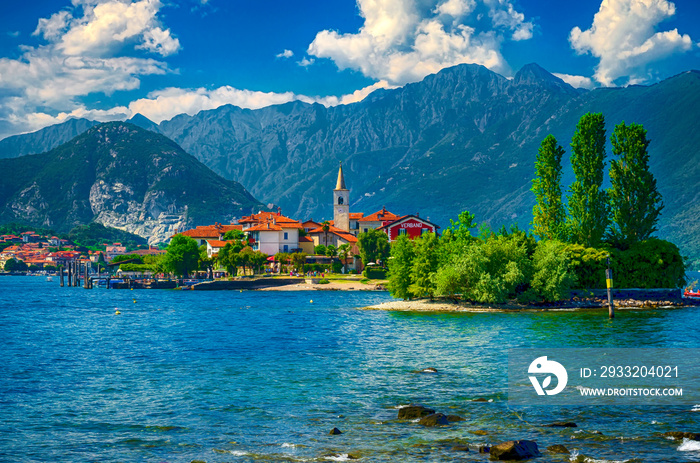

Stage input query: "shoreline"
[{"left": 363, "top": 297, "right": 692, "bottom": 313}]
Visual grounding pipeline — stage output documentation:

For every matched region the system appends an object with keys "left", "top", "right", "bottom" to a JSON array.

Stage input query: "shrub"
[
  {"left": 363, "top": 267, "right": 387, "bottom": 279},
  {"left": 611, "top": 238, "right": 686, "bottom": 288},
  {"left": 529, "top": 240, "right": 576, "bottom": 302},
  {"left": 318, "top": 278, "right": 330, "bottom": 284}
]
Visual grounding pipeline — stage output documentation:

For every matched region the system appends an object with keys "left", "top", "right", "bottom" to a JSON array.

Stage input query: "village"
[{"left": 0, "top": 165, "right": 439, "bottom": 279}]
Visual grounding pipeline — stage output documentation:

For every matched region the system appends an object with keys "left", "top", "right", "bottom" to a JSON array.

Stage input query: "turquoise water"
[{"left": 1, "top": 277, "right": 699, "bottom": 462}]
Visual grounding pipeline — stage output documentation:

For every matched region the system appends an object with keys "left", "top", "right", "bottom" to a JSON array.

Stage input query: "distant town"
[{"left": 0, "top": 164, "right": 439, "bottom": 276}]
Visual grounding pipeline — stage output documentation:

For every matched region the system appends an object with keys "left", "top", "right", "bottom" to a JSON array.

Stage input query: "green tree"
[
  {"left": 163, "top": 235, "right": 200, "bottom": 277},
  {"left": 448, "top": 210, "right": 477, "bottom": 243},
  {"left": 337, "top": 244, "right": 353, "bottom": 273},
  {"left": 387, "top": 235, "right": 415, "bottom": 300},
  {"left": 608, "top": 122, "right": 664, "bottom": 246},
  {"left": 219, "top": 242, "right": 242, "bottom": 276},
  {"left": 251, "top": 251, "right": 268, "bottom": 275},
  {"left": 409, "top": 232, "right": 440, "bottom": 299},
  {"left": 529, "top": 240, "right": 576, "bottom": 302},
  {"left": 314, "top": 244, "right": 327, "bottom": 256},
  {"left": 357, "top": 229, "right": 390, "bottom": 265},
  {"left": 198, "top": 245, "right": 214, "bottom": 276},
  {"left": 223, "top": 229, "right": 245, "bottom": 240},
  {"left": 4, "top": 258, "right": 28, "bottom": 272},
  {"left": 291, "top": 252, "right": 307, "bottom": 273},
  {"left": 567, "top": 112, "right": 610, "bottom": 247},
  {"left": 321, "top": 221, "right": 331, "bottom": 246},
  {"left": 325, "top": 244, "right": 337, "bottom": 257},
  {"left": 239, "top": 246, "right": 255, "bottom": 275},
  {"left": 532, "top": 135, "right": 567, "bottom": 240}
]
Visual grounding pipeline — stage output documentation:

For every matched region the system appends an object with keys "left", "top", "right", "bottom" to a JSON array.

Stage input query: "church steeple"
[
  {"left": 335, "top": 162, "right": 347, "bottom": 190},
  {"left": 333, "top": 162, "right": 350, "bottom": 232}
]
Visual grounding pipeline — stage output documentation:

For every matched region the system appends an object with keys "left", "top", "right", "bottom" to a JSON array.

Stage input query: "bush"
[
  {"left": 318, "top": 278, "right": 330, "bottom": 284},
  {"left": 566, "top": 244, "right": 609, "bottom": 289},
  {"left": 611, "top": 238, "right": 686, "bottom": 288},
  {"left": 331, "top": 261, "right": 343, "bottom": 273},
  {"left": 363, "top": 267, "right": 387, "bottom": 279},
  {"left": 529, "top": 240, "right": 576, "bottom": 302}
]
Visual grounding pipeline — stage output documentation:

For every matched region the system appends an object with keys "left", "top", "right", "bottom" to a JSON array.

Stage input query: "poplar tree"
[
  {"left": 567, "top": 113, "right": 609, "bottom": 247},
  {"left": 608, "top": 122, "right": 663, "bottom": 245},
  {"left": 531, "top": 135, "right": 566, "bottom": 240}
]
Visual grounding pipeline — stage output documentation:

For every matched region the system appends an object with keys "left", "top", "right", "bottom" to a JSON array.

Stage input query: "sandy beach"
[{"left": 259, "top": 280, "right": 386, "bottom": 291}]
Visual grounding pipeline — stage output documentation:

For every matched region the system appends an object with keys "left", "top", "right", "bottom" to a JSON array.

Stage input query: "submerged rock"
[
  {"left": 329, "top": 427, "right": 342, "bottom": 435},
  {"left": 397, "top": 404, "right": 435, "bottom": 419},
  {"left": 446, "top": 414, "right": 465, "bottom": 422},
  {"left": 451, "top": 445, "right": 470, "bottom": 452},
  {"left": 419, "top": 413, "right": 450, "bottom": 426},
  {"left": 545, "top": 422, "right": 577, "bottom": 428},
  {"left": 663, "top": 431, "right": 700, "bottom": 440},
  {"left": 472, "top": 398, "right": 488, "bottom": 402},
  {"left": 546, "top": 444, "right": 570, "bottom": 454},
  {"left": 470, "top": 430, "right": 489, "bottom": 436},
  {"left": 412, "top": 367, "right": 438, "bottom": 374},
  {"left": 489, "top": 440, "right": 540, "bottom": 460}
]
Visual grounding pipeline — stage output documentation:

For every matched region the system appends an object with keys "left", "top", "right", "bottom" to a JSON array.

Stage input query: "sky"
[{"left": 1, "top": 0, "right": 699, "bottom": 140}]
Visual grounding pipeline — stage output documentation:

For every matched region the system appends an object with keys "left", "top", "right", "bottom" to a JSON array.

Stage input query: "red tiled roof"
[
  {"left": 358, "top": 207, "right": 400, "bottom": 222},
  {"left": 178, "top": 224, "right": 243, "bottom": 239},
  {"left": 307, "top": 225, "right": 358, "bottom": 243},
  {"left": 246, "top": 223, "right": 283, "bottom": 232},
  {"left": 302, "top": 220, "right": 322, "bottom": 228},
  {"left": 206, "top": 239, "right": 235, "bottom": 248},
  {"left": 239, "top": 211, "right": 299, "bottom": 224},
  {"left": 349, "top": 213, "right": 364, "bottom": 219},
  {"left": 299, "top": 236, "right": 313, "bottom": 242}
]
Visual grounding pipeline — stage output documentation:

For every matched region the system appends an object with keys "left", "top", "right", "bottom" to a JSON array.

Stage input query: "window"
[
  {"left": 364, "top": 228, "right": 368, "bottom": 233},
  {"left": 398, "top": 229, "right": 407, "bottom": 236},
  {"left": 338, "top": 197, "right": 344, "bottom": 205},
  {"left": 283, "top": 245, "right": 289, "bottom": 252},
  {"left": 421, "top": 228, "right": 429, "bottom": 235},
  {"left": 284, "top": 232, "right": 288, "bottom": 240}
]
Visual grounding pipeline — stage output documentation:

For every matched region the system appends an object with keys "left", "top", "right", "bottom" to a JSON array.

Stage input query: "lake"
[{"left": 1, "top": 277, "right": 698, "bottom": 462}]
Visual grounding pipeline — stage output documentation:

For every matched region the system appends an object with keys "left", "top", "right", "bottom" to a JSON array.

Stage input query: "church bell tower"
[{"left": 333, "top": 162, "right": 350, "bottom": 232}]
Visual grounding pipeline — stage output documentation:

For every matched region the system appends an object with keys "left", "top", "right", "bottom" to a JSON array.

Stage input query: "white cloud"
[
  {"left": 297, "top": 57, "right": 315, "bottom": 67},
  {"left": 435, "top": 0, "right": 476, "bottom": 19},
  {"left": 37, "top": 0, "right": 181, "bottom": 57},
  {"left": 307, "top": 0, "right": 533, "bottom": 86},
  {"left": 0, "top": 0, "right": 178, "bottom": 137},
  {"left": 276, "top": 49, "right": 294, "bottom": 58},
  {"left": 553, "top": 73, "right": 594, "bottom": 89},
  {"left": 569, "top": 0, "right": 695, "bottom": 86}
]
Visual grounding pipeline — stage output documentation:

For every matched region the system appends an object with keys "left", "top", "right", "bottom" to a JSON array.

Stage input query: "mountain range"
[
  {"left": 1, "top": 63, "right": 699, "bottom": 266},
  {"left": 0, "top": 123, "right": 264, "bottom": 244}
]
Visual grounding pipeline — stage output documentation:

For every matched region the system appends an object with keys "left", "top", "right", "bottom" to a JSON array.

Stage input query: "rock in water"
[
  {"left": 418, "top": 413, "right": 450, "bottom": 427},
  {"left": 489, "top": 440, "right": 540, "bottom": 460},
  {"left": 663, "top": 431, "right": 700, "bottom": 440},
  {"left": 329, "top": 427, "right": 342, "bottom": 435},
  {"left": 544, "top": 422, "right": 577, "bottom": 428},
  {"left": 451, "top": 445, "right": 470, "bottom": 452},
  {"left": 546, "top": 444, "right": 570, "bottom": 454},
  {"left": 446, "top": 414, "right": 465, "bottom": 422},
  {"left": 397, "top": 405, "right": 435, "bottom": 419}
]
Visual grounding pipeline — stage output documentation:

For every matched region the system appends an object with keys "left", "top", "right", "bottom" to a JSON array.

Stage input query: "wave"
[{"left": 678, "top": 438, "right": 700, "bottom": 452}]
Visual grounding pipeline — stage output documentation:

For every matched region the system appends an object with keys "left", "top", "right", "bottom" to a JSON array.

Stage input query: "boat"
[
  {"left": 683, "top": 289, "right": 700, "bottom": 298},
  {"left": 46, "top": 276, "right": 53, "bottom": 282}
]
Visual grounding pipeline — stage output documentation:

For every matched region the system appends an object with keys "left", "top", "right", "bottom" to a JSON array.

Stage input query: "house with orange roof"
[
  {"left": 244, "top": 218, "right": 304, "bottom": 255},
  {"left": 176, "top": 223, "right": 243, "bottom": 246},
  {"left": 205, "top": 239, "right": 236, "bottom": 258}
]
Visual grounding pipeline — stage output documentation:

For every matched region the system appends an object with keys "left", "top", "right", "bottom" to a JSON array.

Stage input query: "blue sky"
[{"left": 1, "top": 0, "right": 699, "bottom": 139}]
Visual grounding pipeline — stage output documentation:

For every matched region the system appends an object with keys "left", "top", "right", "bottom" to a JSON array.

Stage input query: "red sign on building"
[{"left": 379, "top": 216, "right": 439, "bottom": 241}]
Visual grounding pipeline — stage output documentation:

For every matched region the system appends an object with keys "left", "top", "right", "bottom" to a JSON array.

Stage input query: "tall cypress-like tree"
[
  {"left": 532, "top": 135, "right": 566, "bottom": 240},
  {"left": 608, "top": 122, "right": 663, "bottom": 245},
  {"left": 567, "top": 112, "right": 609, "bottom": 247}
]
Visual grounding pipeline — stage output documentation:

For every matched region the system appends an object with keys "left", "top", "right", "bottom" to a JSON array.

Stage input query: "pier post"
[
  {"left": 59, "top": 266, "right": 64, "bottom": 287},
  {"left": 606, "top": 257, "right": 615, "bottom": 319},
  {"left": 84, "top": 262, "right": 89, "bottom": 289},
  {"left": 67, "top": 263, "right": 72, "bottom": 287}
]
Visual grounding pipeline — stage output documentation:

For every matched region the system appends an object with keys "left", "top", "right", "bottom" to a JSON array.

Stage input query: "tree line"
[{"left": 387, "top": 113, "right": 685, "bottom": 303}]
